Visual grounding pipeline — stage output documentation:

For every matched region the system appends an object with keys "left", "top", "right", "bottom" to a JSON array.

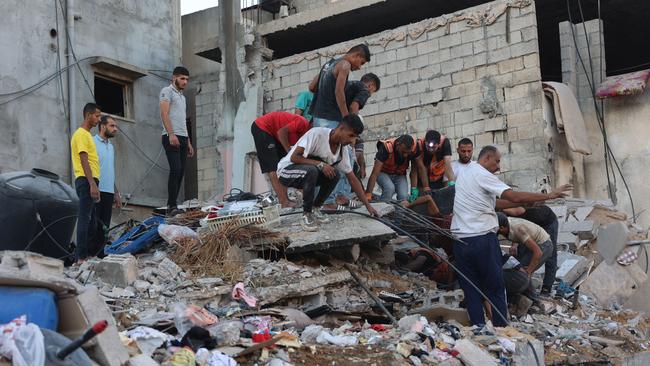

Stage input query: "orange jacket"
[
  {"left": 418, "top": 135, "right": 447, "bottom": 182},
  {"left": 378, "top": 138, "right": 416, "bottom": 175}
]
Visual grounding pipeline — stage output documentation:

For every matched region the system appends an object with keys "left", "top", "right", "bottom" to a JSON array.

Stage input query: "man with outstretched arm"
[
  {"left": 451, "top": 145, "right": 572, "bottom": 327},
  {"left": 277, "top": 115, "right": 378, "bottom": 231}
]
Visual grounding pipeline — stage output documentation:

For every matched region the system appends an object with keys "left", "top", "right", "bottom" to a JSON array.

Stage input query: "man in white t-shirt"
[
  {"left": 451, "top": 145, "right": 571, "bottom": 327},
  {"left": 450, "top": 137, "right": 474, "bottom": 179},
  {"left": 278, "top": 114, "right": 378, "bottom": 231}
]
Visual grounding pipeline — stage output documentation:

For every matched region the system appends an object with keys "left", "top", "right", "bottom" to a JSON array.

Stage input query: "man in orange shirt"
[{"left": 251, "top": 111, "right": 311, "bottom": 207}]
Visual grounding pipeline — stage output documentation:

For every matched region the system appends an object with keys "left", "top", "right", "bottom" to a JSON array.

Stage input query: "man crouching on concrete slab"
[{"left": 277, "top": 114, "right": 379, "bottom": 231}]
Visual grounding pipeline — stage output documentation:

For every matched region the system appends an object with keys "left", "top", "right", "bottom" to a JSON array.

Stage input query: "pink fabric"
[
  {"left": 232, "top": 282, "right": 257, "bottom": 307},
  {"left": 595, "top": 69, "right": 650, "bottom": 99}
]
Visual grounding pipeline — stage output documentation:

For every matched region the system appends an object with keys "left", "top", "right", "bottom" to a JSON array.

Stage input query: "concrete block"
[
  {"left": 512, "top": 338, "right": 544, "bottom": 366},
  {"left": 129, "top": 354, "right": 159, "bottom": 366},
  {"left": 561, "top": 220, "right": 597, "bottom": 240},
  {"left": 511, "top": 40, "right": 539, "bottom": 58},
  {"left": 597, "top": 221, "right": 629, "bottom": 264},
  {"left": 439, "top": 33, "right": 461, "bottom": 49},
  {"left": 498, "top": 57, "right": 524, "bottom": 74},
  {"left": 582, "top": 261, "right": 648, "bottom": 308},
  {"left": 453, "top": 339, "right": 498, "bottom": 366},
  {"left": 420, "top": 63, "right": 441, "bottom": 80},
  {"left": 416, "top": 40, "right": 439, "bottom": 56},
  {"left": 523, "top": 54, "right": 540, "bottom": 69},
  {"left": 78, "top": 287, "right": 130, "bottom": 366},
  {"left": 461, "top": 27, "right": 485, "bottom": 43},
  {"left": 407, "top": 54, "right": 429, "bottom": 70},
  {"left": 396, "top": 44, "right": 418, "bottom": 61},
  {"left": 484, "top": 116, "right": 507, "bottom": 131},
  {"left": 429, "top": 48, "right": 452, "bottom": 64},
  {"left": 441, "top": 58, "right": 464, "bottom": 74},
  {"left": 450, "top": 43, "right": 473, "bottom": 59},
  {"left": 0, "top": 251, "right": 64, "bottom": 277},
  {"left": 94, "top": 254, "right": 137, "bottom": 287},
  {"left": 452, "top": 69, "right": 476, "bottom": 84},
  {"left": 408, "top": 80, "right": 429, "bottom": 95},
  {"left": 512, "top": 68, "right": 541, "bottom": 85},
  {"left": 429, "top": 74, "right": 452, "bottom": 90},
  {"left": 410, "top": 304, "right": 469, "bottom": 326}
]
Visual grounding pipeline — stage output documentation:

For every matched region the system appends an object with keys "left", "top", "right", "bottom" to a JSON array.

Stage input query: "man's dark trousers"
[
  {"left": 162, "top": 135, "right": 188, "bottom": 208},
  {"left": 278, "top": 164, "right": 339, "bottom": 213},
  {"left": 542, "top": 219, "right": 559, "bottom": 289},
  {"left": 90, "top": 192, "right": 114, "bottom": 257},
  {"left": 454, "top": 232, "right": 508, "bottom": 326},
  {"left": 75, "top": 177, "right": 99, "bottom": 261}
]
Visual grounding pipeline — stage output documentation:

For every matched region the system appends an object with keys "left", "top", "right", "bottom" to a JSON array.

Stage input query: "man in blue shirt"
[
  {"left": 294, "top": 91, "right": 314, "bottom": 122},
  {"left": 92, "top": 115, "right": 121, "bottom": 256}
]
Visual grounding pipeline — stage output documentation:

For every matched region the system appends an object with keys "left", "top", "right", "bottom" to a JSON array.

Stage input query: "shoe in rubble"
[
  {"left": 312, "top": 207, "right": 330, "bottom": 223},
  {"left": 301, "top": 213, "right": 318, "bottom": 232}
]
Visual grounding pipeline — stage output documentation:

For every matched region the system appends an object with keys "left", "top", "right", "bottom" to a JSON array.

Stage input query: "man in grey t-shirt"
[{"left": 160, "top": 66, "right": 194, "bottom": 215}]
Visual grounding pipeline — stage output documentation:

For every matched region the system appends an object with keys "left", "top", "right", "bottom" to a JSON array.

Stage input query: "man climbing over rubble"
[
  {"left": 451, "top": 145, "right": 572, "bottom": 327},
  {"left": 412, "top": 130, "right": 455, "bottom": 191},
  {"left": 92, "top": 115, "right": 121, "bottom": 256},
  {"left": 251, "top": 111, "right": 311, "bottom": 208},
  {"left": 501, "top": 205, "right": 559, "bottom": 295},
  {"left": 365, "top": 135, "right": 428, "bottom": 201},
  {"left": 277, "top": 114, "right": 378, "bottom": 231},
  {"left": 71, "top": 103, "right": 102, "bottom": 264}
]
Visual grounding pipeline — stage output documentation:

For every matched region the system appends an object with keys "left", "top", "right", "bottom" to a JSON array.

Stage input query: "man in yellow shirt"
[{"left": 70, "top": 103, "right": 101, "bottom": 263}]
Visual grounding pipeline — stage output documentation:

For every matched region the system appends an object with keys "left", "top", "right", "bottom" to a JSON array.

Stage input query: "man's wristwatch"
[{"left": 316, "top": 162, "right": 325, "bottom": 171}]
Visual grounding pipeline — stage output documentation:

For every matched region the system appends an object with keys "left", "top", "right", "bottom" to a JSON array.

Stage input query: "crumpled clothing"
[
  {"left": 316, "top": 330, "right": 358, "bottom": 346},
  {"left": 195, "top": 348, "right": 237, "bottom": 366},
  {"left": 169, "top": 347, "right": 196, "bottom": 366},
  {"left": 232, "top": 282, "right": 257, "bottom": 307}
]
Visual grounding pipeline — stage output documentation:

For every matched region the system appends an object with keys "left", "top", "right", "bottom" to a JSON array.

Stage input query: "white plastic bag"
[
  {"left": 0, "top": 317, "right": 45, "bottom": 366},
  {"left": 158, "top": 224, "right": 199, "bottom": 245}
]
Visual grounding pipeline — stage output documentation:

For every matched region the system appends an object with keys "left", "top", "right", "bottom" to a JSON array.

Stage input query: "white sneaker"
[
  {"left": 312, "top": 207, "right": 330, "bottom": 223},
  {"left": 301, "top": 213, "right": 318, "bottom": 232}
]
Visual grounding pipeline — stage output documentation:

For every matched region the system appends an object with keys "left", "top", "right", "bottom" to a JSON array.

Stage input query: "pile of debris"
[{"left": 1, "top": 197, "right": 649, "bottom": 365}]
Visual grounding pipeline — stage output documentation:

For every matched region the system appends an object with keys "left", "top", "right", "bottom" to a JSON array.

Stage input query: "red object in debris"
[
  {"left": 252, "top": 330, "right": 271, "bottom": 343},
  {"left": 441, "top": 348, "right": 460, "bottom": 357},
  {"left": 370, "top": 324, "right": 386, "bottom": 332},
  {"left": 207, "top": 212, "right": 218, "bottom": 219}
]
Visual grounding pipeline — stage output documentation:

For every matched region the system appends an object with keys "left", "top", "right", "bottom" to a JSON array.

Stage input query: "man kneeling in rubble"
[{"left": 277, "top": 114, "right": 379, "bottom": 231}]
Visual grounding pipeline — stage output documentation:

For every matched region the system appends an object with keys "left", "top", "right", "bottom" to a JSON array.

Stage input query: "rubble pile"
[{"left": 1, "top": 198, "right": 649, "bottom": 365}]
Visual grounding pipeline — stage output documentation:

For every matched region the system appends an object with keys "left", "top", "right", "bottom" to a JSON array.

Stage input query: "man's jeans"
[
  {"left": 516, "top": 240, "right": 554, "bottom": 272},
  {"left": 313, "top": 118, "right": 339, "bottom": 129},
  {"left": 325, "top": 145, "right": 355, "bottom": 205},
  {"left": 162, "top": 135, "right": 189, "bottom": 208},
  {"left": 376, "top": 172, "right": 409, "bottom": 201},
  {"left": 75, "top": 177, "right": 99, "bottom": 261}
]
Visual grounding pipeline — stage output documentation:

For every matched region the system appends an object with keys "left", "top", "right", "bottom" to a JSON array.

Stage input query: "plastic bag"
[
  {"left": 0, "top": 317, "right": 45, "bottom": 366},
  {"left": 158, "top": 224, "right": 199, "bottom": 245}
]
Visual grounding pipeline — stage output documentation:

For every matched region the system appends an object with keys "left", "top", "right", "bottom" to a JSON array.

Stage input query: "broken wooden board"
[{"left": 281, "top": 203, "right": 396, "bottom": 254}]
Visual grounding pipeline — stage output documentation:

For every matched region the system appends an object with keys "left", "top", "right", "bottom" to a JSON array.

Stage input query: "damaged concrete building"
[{"left": 183, "top": 0, "right": 650, "bottom": 228}]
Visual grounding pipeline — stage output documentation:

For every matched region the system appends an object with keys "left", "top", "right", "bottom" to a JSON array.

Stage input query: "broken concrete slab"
[
  {"left": 623, "top": 351, "right": 650, "bottom": 366},
  {"left": 409, "top": 304, "right": 470, "bottom": 326},
  {"left": 453, "top": 339, "right": 498, "bottom": 366},
  {"left": 94, "top": 254, "right": 137, "bottom": 287},
  {"left": 282, "top": 204, "right": 396, "bottom": 254},
  {"left": 536, "top": 251, "right": 591, "bottom": 285},
  {"left": 0, "top": 250, "right": 64, "bottom": 276},
  {"left": 512, "top": 338, "right": 544, "bottom": 366},
  {"left": 561, "top": 220, "right": 597, "bottom": 240},
  {"left": 128, "top": 354, "right": 159, "bottom": 366},
  {"left": 77, "top": 287, "right": 130, "bottom": 366},
  {"left": 255, "top": 271, "right": 352, "bottom": 306},
  {"left": 581, "top": 262, "right": 648, "bottom": 308},
  {"left": 597, "top": 221, "right": 629, "bottom": 265}
]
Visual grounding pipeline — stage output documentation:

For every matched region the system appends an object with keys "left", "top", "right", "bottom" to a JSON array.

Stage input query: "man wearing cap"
[
  {"left": 160, "top": 66, "right": 194, "bottom": 216},
  {"left": 412, "top": 130, "right": 455, "bottom": 192}
]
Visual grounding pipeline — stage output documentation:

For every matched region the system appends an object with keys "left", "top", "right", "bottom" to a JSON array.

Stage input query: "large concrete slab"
[
  {"left": 581, "top": 261, "right": 648, "bottom": 308},
  {"left": 597, "top": 221, "right": 629, "bottom": 264},
  {"left": 282, "top": 203, "right": 396, "bottom": 254}
]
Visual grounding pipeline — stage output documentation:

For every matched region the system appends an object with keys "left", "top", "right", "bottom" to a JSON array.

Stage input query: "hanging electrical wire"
[{"left": 566, "top": 0, "right": 636, "bottom": 222}]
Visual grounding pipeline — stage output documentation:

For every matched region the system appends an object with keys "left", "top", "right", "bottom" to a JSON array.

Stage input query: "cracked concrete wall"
[
  {"left": 560, "top": 19, "right": 650, "bottom": 228},
  {"left": 262, "top": 0, "right": 551, "bottom": 191},
  {"left": 0, "top": 0, "right": 181, "bottom": 207}
]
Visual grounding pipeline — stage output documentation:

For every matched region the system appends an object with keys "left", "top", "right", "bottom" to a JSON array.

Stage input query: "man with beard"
[
  {"left": 92, "top": 115, "right": 121, "bottom": 256},
  {"left": 451, "top": 138, "right": 474, "bottom": 178},
  {"left": 160, "top": 66, "right": 194, "bottom": 216}
]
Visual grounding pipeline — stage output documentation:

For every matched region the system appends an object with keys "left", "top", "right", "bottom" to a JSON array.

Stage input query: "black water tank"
[{"left": 0, "top": 169, "right": 78, "bottom": 259}]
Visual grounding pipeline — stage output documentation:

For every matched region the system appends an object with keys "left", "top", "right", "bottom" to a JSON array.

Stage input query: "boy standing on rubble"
[
  {"left": 277, "top": 115, "right": 379, "bottom": 231},
  {"left": 452, "top": 145, "right": 571, "bottom": 327}
]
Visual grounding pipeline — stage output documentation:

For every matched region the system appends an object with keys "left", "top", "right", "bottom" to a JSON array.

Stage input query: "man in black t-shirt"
[{"left": 412, "top": 130, "right": 454, "bottom": 191}]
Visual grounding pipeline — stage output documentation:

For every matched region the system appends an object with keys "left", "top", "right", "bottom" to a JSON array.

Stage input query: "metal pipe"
[{"left": 66, "top": 0, "right": 76, "bottom": 182}]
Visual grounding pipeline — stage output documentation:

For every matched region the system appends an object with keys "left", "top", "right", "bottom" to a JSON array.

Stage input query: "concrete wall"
[
  {"left": 0, "top": 0, "right": 181, "bottom": 207},
  {"left": 261, "top": 0, "right": 551, "bottom": 191},
  {"left": 182, "top": 7, "right": 225, "bottom": 201},
  {"left": 560, "top": 19, "right": 650, "bottom": 227}
]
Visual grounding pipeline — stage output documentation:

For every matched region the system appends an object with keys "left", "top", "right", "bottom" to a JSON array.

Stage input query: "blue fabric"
[
  {"left": 94, "top": 135, "right": 115, "bottom": 193},
  {"left": 453, "top": 233, "right": 508, "bottom": 327},
  {"left": 313, "top": 117, "right": 339, "bottom": 129},
  {"left": 325, "top": 145, "right": 355, "bottom": 204},
  {"left": 105, "top": 216, "right": 165, "bottom": 255},
  {"left": 376, "top": 172, "right": 409, "bottom": 201},
  {"left": 295, "top": 91, "right": 314, "bottom": 122}
]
